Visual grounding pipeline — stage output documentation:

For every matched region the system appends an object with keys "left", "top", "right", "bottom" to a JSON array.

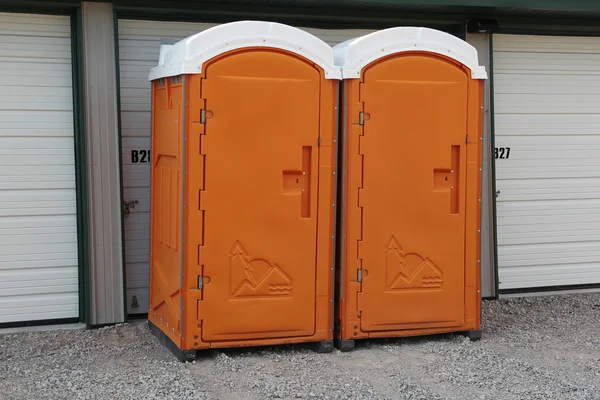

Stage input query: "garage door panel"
[
  {"left": 497, "top": 162, "right": 600, "bottom": 178},
  {"left": 496, "top": 186, "right": 600, "bottom": 202},
  {"left": 0, "top": 268, "right": 77, "bottom": 290},
  {"left": 504, "top": 257, "right": 600, "bottom": 271},
  {"left": 494, "top": 33, "right": 600, "bottom": 290},
  {"left": 0, "top": 99, "right": 73, "bottom": 112},
  {"left": 0, "top": 294, "right": 78, "bottom": 324},
  {"left": 494, "top": 74, "right": 600, "bottom": 95},
  {"left": 1, "top": 136, "right": 76, "bottom": 151},
  {"left": 122, "top": 174, "right": 149, "bottom": 189},
  {"left": 494, "top": 135, "right": 600, "bottom": 146},
  {"left": 120, "top": 111, "right": 150, "bottom": 133},
  {"left": 119, "top": 61, "right": 158, "bottom": 77},
  {"left": 0, "top": 242, "right": 77, "bottom": 259},
  {"left": 0, "top": 164, "right": 75, "bottom": 177},
  {"left": 0, "top": 111, "right": 73, "bottom": 137},
  {"left": 0, "top": 13, "right": 78, "bottom": 324},
  {"left": 0, "top": 46, "right": 71, "bottom": 61},
  {"left": 125, "top": 247, "right": 149, "bottom": 264},
  {"left": 0, "top": 156, "right": 75, "bottom": 167},
  {"left": 495, "top": 93, "right": 600, "bottom": 114},
  {"left": 498, "top": 199, "right": 600, "bottom": 215},
  {"left": 496, "top": 114, "right": 600, "bottom": 135},
  {"left": 126, "top": 264, "right": 149, "bottom": 286},
  {"left": 498, "top": 211, "right": 600, "bottom": 227},
  {"left": 500, "top": 264, "right": 600, "bottom": 289},
  {"left": 494, "top": 52, "right": 600, "bottom": 72},
  {"left": 499, "top": 230, "right": 600, "bottom": 247},
  {"left": 119, "top": 44, "right": 175, "bottom": 62},
  {"left": 494, "top": 34, "right": 600, "bottom": 54},
  {"left": 124, "top": 226, "right": 149, "bottom": 243},
  {"left": 498, "top": 176, "right": 600, "bottom": 190},
  {"left": 499, "top": 217, "right": 600, "bottom": 232},
  {"left": 119, "top": 97, "right": 150, "bottom": 112},
  {"left": 0, "top": 223, "right": 76, "bottom": 236},
  {"left": 118, "top": 20, "right": 218, "bottom": 40},
  {"left": 0, "top": 179, "right": 75, "bottom": 191},
  {"left": 0, "top": 60, "right": 72, "bottom": 73},
  {"left": 0, "top": 12, "right": 70, "bottom": 36},
  {"left": 0, "top": 205, "right": 75, "bottom": 218},
  {"left": 124, "top": 240, "right": 149, "bottom": 264},
  {"left": 122, "top": 172, "right": 150, "bottom": 189},
  {"left": 500, "top": 242, "right": 600, "bottom": 262},
  {"left": 0, "top": 44, "right": 72, "bottom": 61},
  {"left": 122, "top": 136, "right": 150, "bottom": 149},
  {"left": 494, "top": 147, "right": 600, "bottom": 160},
  {"left": 0, "top": 256, "right": 78, "bottom": 271},
  {"left": 123, "top": 212, "right": 148, "bottom": 231},
  {"left": 121, "top": 137, "right": 151, "bottom": 164}
]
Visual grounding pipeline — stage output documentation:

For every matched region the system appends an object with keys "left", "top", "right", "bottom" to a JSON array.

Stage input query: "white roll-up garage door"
[
  {"left": 0, "top": 13, "right": 79, "bottom": 324},
  {"left": 117, "top": 19, "right": 375, "bottom": 314},
  {"left": 493, "top": 34, "right": 600, "bottom": 290}
]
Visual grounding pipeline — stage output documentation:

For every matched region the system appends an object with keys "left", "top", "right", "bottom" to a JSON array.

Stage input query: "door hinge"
[
  {"left": 357, "top": 269, "right": 362, "bottom": 282},
  {"left": 466, "top": 134, "right": 469, "bottom": 144},
  {"left": 199, "top": 110, "right": 214, "bottom": 124},
  {"left": 197, "top": 275, "right": 210, "bottom": 290},
  {"left": 359, "top": 111, "right": 371, "bottom": 126},
  {"left": 318, "top": 137, "right": 321, "bottom": 147}
]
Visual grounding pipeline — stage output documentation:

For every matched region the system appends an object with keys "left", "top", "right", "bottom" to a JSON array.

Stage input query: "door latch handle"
[{"left": 124, "top": 200, "right": 139, "bottom": 213}]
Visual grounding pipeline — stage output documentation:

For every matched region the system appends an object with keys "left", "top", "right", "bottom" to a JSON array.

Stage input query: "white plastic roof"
[
  {"left": 333, "top": 27, "right": 487, "bottom": 79},
  {"left": 148, "top": 20, "right": 341, "bottom": 81}
]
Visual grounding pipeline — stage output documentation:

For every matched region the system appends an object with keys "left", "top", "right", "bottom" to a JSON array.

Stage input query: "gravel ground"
[{"left": 2, "top": 293, "right": 600, "bottom": 400}]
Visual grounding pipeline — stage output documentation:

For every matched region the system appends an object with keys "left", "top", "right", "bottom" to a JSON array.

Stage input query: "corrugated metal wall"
[
  {"left": 467, "top": 32, "right": 496, "bottom": 299},
  {"left": 82, "top": 1, "right": 125, "bottom": 324}
]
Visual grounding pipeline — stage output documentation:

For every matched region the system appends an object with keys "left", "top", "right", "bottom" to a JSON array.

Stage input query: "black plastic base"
[
  {"left": 334, "top": 338, "right": 355, "bottom": 352},
  {"left": 462, "top": 330, "right": 482, "bottom": 342},
  {"left": 313, "top": 340, "right": 334, "bottom": 353},
  {"left": 148, "top": 320, "right": 196, "bottom": 362}
]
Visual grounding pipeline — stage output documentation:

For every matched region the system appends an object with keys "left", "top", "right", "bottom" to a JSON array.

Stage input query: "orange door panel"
[
  {"left": 198, "top": 50, "right": 321, "bottom": 342},
  {"left": 358, "top": 54, "right": 469, "bottom": 332},
  {"left": 149, "top": 81, "right": 185, "bottom": 342}
]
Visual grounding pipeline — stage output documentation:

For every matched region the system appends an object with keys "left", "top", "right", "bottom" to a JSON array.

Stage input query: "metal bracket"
[
  {"left": 123, "top": 199, "right": 139, "bottom": 213},
  {"left": 359, "top": 112, "right": 370, "bottom": 126},
  {"left": 200, "top": 109, "right": 214, "bottom": 124},
  {"left": 197, "top": 275, "right": 210, "bottom": 289},
  {"left": 357, "top": 269, "right": 362, "bottom": 282}
]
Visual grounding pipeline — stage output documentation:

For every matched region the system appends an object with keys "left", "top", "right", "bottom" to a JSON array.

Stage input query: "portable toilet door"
[
  {"left": 147, "top": 21, "right": 341, "bottom": 361},
  {"left": 333, "top": 27, "right": 487, "bottom": 351}
]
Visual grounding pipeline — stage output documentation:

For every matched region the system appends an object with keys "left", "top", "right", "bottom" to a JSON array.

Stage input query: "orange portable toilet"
[
  {"left": 147, "top": 21, "right": 341, "bottom": 361},
  {"left": 332, "top": 27, "right": 487, "bottom": 351}
]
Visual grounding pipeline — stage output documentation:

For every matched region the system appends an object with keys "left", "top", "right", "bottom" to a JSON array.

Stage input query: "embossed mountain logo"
[
  {"left": 385, "top": 237, "right": 444, "bottom": 290},
  {"left": 230, "top": 242, "right": 292, "bottom": 298}
]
